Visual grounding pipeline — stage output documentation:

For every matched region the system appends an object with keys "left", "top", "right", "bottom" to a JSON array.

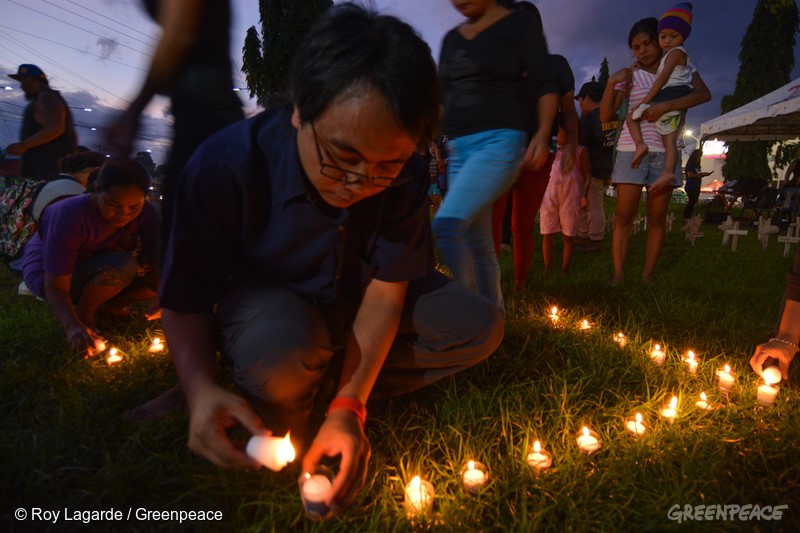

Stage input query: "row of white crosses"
[{"left": 719, "top": 214, "right": 800, "bottom": 255}]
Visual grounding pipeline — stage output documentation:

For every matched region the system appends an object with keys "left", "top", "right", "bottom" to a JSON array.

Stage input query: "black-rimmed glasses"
[{"left": 310, "top": 121, "right": 410, "bottom": 188}]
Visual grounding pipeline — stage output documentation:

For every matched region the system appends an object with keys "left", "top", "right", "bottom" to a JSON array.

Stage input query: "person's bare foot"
[
  {"left": 124, "top": 385, "right": 185, "bottom": 421},
  {"left": 631, "top": 144, "right": 649, "bottom": 169},
  {"left": 611, "top": 275, "right": 623, "bottom": 287}
]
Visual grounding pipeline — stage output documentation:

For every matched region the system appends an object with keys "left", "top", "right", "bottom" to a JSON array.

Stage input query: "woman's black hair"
[
  {"left": 628, "top": 17, "right": 658, "bottom": 48},
  {"left": 94, "top": 156, "right": 151, "bottom": 194},
  {"left": 60, "top": 151, "right": 106, "bottom": 174},
  {"left": 289, "top": 3, "right": 440, "bottom": 144},
  {"left": 688, "top": 149, "right": 703, "bottom": 167}
]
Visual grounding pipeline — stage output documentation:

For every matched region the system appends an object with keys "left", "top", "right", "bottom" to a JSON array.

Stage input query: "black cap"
[{"left": 575, "top": 81, "right": 603, "bottom": 102}]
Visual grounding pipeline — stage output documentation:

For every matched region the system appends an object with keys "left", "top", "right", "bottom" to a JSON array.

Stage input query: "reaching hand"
[
  {"left": 301, "top": 410, "right": 370, "bottom": 512},
  {"left": 186, "top": 384, "right": 266, "bottom": 469},
  {"left": 750, "top": 338, "right": 796, "bottom": 382},
  {"left": 524, "top": 136, "right": 549, "bottom": 171}
]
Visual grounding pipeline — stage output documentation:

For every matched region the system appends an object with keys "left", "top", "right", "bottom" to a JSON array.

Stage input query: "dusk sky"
[{"left": 1, "top": 0, "right": 799, "bottom": 164}]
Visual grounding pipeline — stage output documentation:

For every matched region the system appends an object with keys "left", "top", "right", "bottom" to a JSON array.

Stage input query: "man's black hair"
[{"left": 289, "top": 3, "right": 440, "bottom": 144}]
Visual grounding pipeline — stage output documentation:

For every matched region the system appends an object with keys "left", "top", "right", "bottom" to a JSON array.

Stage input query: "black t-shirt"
[
  {"left": 578, "top": 107, "right": 618, "bottom": 180},
  {"left": 525, "top": 54, "right": 575, "bottom": 138},
  {"left": 439, "top": 9, "right": 556, "bottom": 138}
]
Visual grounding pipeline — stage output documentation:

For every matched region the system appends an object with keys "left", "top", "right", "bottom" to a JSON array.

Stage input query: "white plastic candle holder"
[
  {"left": 299, "top": 465, "right": 334, "bottom": 521},
  {"left": 576, "top": 427, "right": 601, "bottom": 454},
  {"left": 404, "top": 476, "right": 434, "bottom": 515}
]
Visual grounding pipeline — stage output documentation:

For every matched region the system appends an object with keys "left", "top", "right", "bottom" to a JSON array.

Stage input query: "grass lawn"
[{"left": 2, "top": 199, "right": 799, "bottom": 532}]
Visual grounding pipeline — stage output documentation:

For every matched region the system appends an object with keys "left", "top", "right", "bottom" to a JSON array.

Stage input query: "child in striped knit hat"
[{"left": 628, "top": 2, "right": 695, "bottom": 195}]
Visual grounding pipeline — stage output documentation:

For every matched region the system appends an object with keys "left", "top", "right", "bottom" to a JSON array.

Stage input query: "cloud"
[{"left": 95, "top": 37, "right": 121, "bottom": 61}]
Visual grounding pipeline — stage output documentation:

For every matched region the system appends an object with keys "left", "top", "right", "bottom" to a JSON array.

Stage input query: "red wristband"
[{"left": 327, "top": 397, "right": 367, "bottom": 428}]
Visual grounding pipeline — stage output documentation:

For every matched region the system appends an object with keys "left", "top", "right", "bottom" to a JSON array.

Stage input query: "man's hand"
[
  {"left": 187, "top": 383, "right": 266, "bottom": 469},
  {"left": 750, "top": 339, "right": 796, "bottom": 382},
  {"left": 301, "top": 410, "right": 370, "bottom": 512}
]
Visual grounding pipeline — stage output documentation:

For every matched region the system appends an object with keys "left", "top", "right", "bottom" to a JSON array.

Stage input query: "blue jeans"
[{"left": 432, "top": 129, "right": 526, "bottom": 314}]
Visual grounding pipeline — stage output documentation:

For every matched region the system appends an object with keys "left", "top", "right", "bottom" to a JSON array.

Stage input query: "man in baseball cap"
[
  {"left": 9, "top": 64, "right": 47, "bottom": 81},
  {"left": 6, "top": 63, "right": 76, "bottom": 181}
]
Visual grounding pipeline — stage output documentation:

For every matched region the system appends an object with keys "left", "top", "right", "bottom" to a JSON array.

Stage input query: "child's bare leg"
[
  {"left": 561, "top": 234, "right": 574, "bottom": 273},
  {"left": 627, "top": 112, "right": 649, "bottom": 168},
  {"left": 649, "top": 131, "right": 678, "bottom": 196},
  {"left": 542, "top": 233, "right": 555, "bottom": 273}
]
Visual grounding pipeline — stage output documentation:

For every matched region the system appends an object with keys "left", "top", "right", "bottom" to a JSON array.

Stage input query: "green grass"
[{"left": 2, "top": 201, "right": 800, "bottom": 532}]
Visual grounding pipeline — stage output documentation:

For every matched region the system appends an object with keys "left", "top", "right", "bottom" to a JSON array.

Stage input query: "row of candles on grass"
[
  {"left": 245, "top": 373, "right": 781, "bottom": 522},
  {"left": 98, "top": 337, "right": 165, "bottom": 365},
  {"left": 548, "top": 306, "right": 783, "bottom": 406}
]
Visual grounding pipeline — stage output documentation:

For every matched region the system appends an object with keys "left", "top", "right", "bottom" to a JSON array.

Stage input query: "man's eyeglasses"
[{"left": 310, "top": 121, "right": 410, "bottom": 188}]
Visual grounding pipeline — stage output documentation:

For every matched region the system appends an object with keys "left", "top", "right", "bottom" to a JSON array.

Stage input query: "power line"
[
  {"left": 41, "top": 0, "right": 157, "bottom": 50},
  {"left": 0, "top": 30, "right": 130, "bottom": 105},
  {"left": 0, "top": 26, "right": 149, "bottom": 73},
  {"left": 66, "top": 0, "right": 158, "bottom": 43},
  {"left": 8, "top": 0, "right": 152, "bottom": 58}
]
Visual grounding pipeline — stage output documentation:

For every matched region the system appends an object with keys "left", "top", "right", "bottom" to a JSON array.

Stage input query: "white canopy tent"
[{"left": 700, "top": 77, "right": 800, "bottom": 142}]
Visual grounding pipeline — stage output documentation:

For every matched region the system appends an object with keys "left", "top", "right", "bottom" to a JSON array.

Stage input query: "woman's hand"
[
  {"left": 301, "top": 410, "right": 370, "bottom": 513},
  {"left": 750, "top": 338, "right": 796, "bottom": 382},
  {"left": 608, "top": 67, "right": 633, "bottom": 94}
]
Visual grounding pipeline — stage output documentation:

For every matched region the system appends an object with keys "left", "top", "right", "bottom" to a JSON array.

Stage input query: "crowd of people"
[{"left": 3, "top": 0, "right": 797, "bottom": 518}]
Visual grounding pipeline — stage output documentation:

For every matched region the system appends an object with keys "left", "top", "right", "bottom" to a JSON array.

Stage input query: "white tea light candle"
[
  {"left": 148, "top": 337, "right": 164, "bottom": 353},
  {"left": 625, "top": 412, "right": 646, "bottom": 436},
  {"left": 613, "top": 332, "right": 627, "bottom": 348},
  {"left": 299, "top": 468, "right": 333, "bottom": 521},
  {"left": 548, "top": 306, "right": 559, "bottom": 324},
  {"left": 461, "top": 460, "right": 488, "bottom": 494},
  {"left": 695, "top": 392, "right": 714, "bottom": 411},
  {"left": 650, "top": 344, "right": 665, "bottom": 366},
  {"left": 684, "top": 350, "right": 698, "bottom": 374},
  {"left": 660, "top": 396, "right": 678, "bottom": 420},
  {"left": 246, "top": 433, "right": 295, "bottom": 471},
  {"left": 757, "top": 382, "right": 779, "bottom": 406},
  {"left": 106, "top": 348, "right": 122, "bottom": 365},
  {"left": 404, "top": 476, "right": 433, "bottom": 514},
  {"left": 576, "top": 427, "right": 601, "bottom": 453},
  {"left": 526, "top": 440, "right": 552, "bottom": 470},
  {"left": 715, "top": 365, "right": 736, "bottom": 392},
  {"left": 762, "top": 366, "right": 781, "bottom": 385}
]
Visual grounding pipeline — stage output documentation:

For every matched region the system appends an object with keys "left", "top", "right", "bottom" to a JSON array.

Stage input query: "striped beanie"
[{"left": 658, "top": 3, "right": 692, "bottom": 41}]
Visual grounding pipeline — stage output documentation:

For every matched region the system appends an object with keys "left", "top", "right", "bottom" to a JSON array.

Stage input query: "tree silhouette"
[
  {"left": 242, "top": 0, "right": 333, "bottom": 108},
  {"left": 721, "top": 0, "right": 798, "bottom": 188}
]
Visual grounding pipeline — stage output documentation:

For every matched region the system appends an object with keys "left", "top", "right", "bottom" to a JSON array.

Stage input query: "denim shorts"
[{"left": 611, "top": 150, "right": 683, "bottom": 188}]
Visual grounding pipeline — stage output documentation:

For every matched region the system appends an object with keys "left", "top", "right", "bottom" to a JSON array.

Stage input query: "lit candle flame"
[
  {"left": 581, "top": 319, "right": 590, "bottom": 329},
  {"left": 467, "top": 460, "right": 475, "bottom": 470},
  {"left": 533, "top": 440, "right": 541, "bottom": 453},
  {"left": 654, "top": 344, "right": 661, "bottom": 351},
  {"left": 669, "top": 396, "right": 678, "bottom": 409},
  {"left": 635, "top": 412, "right": 642, "bottom": 424},
  {"left": 724, "top": 364, "right": 731, "bottom": 373},
  {"left": 688, "top": 350, "right": 695, "bottom": 361},
  {"left": 278, "top": 433, "right": 295, "bottom": 464},
  {"left": 106, "top": 347, "right": 122, "bottom": 364},
  {"left": 409, "top": 476, "right": 421, "bottom": 489},
  {"left": 551, "top": 306, "right": 558, "bottom": 315},
  {"left": 700, "top": 392, "right": 707, "bottom": 401},
  {"left": 582, "top": 426, "right": 590, "bottom": 437}
]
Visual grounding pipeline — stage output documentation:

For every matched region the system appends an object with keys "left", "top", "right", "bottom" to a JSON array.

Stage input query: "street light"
[{"left": 683, "top": 129, "right": 702, "bottom": 153}]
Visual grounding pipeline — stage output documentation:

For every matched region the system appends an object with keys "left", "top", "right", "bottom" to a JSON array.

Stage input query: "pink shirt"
[{"left": 615, "top": 65, "right": 695, "bottom": 152}]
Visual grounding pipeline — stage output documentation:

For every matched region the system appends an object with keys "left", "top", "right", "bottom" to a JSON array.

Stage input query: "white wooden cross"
[
  {"left": 756, "top": 216, "right": 780, "bottom": 251},
  {"left": 722, "top": 221, "right": 748, "bottom": 251},
  {"left": 778, "top": 217, "right": 800, "bottom": 257},
  {"left": 684, "top": 215, "right": 704, "bottom": 246},
  {"left": 718, "top": 216, "right": 736, "bottom": 232}
]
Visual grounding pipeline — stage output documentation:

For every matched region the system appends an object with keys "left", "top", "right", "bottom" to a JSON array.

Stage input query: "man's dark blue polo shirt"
[{"left": 159, "top": 105, "right": 433, "bottom": 314}]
